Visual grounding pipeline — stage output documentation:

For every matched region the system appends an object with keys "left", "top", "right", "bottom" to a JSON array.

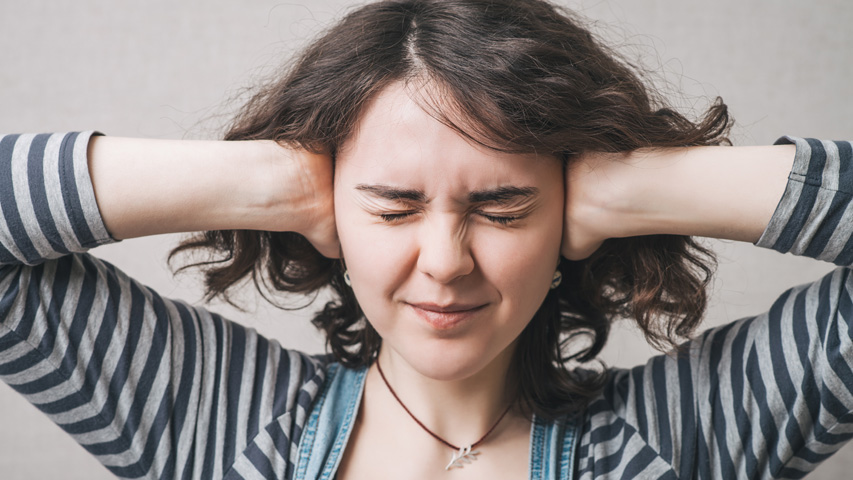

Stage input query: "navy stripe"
[
  {"left": 650, "top": 356, "right": 671, "bottom": 462},
  {"left": 744, "top": 346, "right": 774, "bottom": 476},
  {"left": 247, "top": 335, "right": 269, "bottom": 441},
  {"left": 676, "top": 351, "right": 697, "bottom": 479},
  {"left": 0, "top": 268, "right": 24, "bottom": 352},
  {"left": 592, "top": 431, "right": 627, "bottom": 475},
  {"left": 766, "top": 291, "right": 798, "bottom": 411},
  {"left": 273, "top": 349, "right": 293, "bottom": 416},
  {"left": 707, "top": 323, "right": 736, "bottom": 478},
  {"left": 170, "top": 302, "right": 199, "bottom": 450},
  {"left": 785, "top": 289, "right": 816, "bottom": 459},
  {"left": 728, "top": 323, "right": 758, "bottom": 477},
  {"left": 27, "top": 133, "right": 69, "bottom": 255},
  {"left": 589, "top": 418, "right": 623, "bottom": 444},
  {"left": 0, "top": 134, "right": 41, "bottom": 264},
  {"left": 804, "top": 190, "right": 850, "bottom": 259},
  {"left": 835, "top": 141, "right": 853, "bottom": 192},
  {"left": 224, "top": 323, "right": 247, "bottom": 468},
  {"left": 57, "top": 132, "right": 97, "bottom": 248},
  {"left": 621, "top": 444, "right": 657, "bottom": 476},
  {"left": 201, "top": 314, "right": 226, "bottom": 479},
  {"left": 0, "top": 264, "right": 37, "bottom": 353},
  {"left": 803, "top": 138, "right": 829, "bottom": 185},
  {"left": 774, "top": 139, "right": 827, "bottom": 253},
  {"left": 245, "top": 437, "right": 278, "bottom": 479},
  {"left": 835, "top": 232, "right": 853, "bottom": 266},
  {"left": 802, "top": 142, "right": 853, "bottom": 260},
  {"left": 223, "top": 468, "right": 247, "bottom": 480},
  {"left": 179, "top": 445, "right": 196, "bottom": 480},
  {"left": 819, "top": 273, "right": 853, "bottom": 397},
  {"left": 695, "top": 422, "right": 711, "bottom": 480},
  {"left": 630, "top": 366, "right": 648, "bottom": 439},
  {"left": 266, "top": 419, "right": 293, "bottom": 468}
]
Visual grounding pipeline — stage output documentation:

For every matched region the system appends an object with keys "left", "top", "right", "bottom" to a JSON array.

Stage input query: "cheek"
[
  {"left": 475, "top": 213, "right": 563, "bottom": 311},
  {"left": 482, "top": 231, "right": 560, "bottom": 287},
  {"left": 334, "top": 204, "right": 414, "bottom": 301}
]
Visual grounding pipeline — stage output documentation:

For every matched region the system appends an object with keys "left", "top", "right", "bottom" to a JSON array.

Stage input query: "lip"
[{"left": 407, "top": 302, "right": 487, "bottom": 330}]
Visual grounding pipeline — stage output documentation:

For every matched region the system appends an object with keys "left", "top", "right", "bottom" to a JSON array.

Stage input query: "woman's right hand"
[
  {"left": 262, "top": 143, "right": 340, "bottom": 258},
  {"left": 88, "top": 136, "right": 340, "bottom": 257}
]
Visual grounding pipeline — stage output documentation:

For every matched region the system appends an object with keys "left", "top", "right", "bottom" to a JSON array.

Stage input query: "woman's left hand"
[{"left": 561, "top": 150, "right": 645, "bottom": 260}]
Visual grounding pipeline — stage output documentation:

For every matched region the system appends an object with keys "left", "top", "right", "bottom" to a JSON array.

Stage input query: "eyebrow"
[
  {"left": 355, "top": 184, "right": 539, "bottom": 205},
  {"left": 355, "top": 184, "right": 428, "bottom": 203},
  {"left": 468, "top": 186, "right": 539, "bottom": 205}
]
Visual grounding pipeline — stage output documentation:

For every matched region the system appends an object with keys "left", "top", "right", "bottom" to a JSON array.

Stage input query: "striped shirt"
[{"left": 1, "top": 132, "right": 851, "bottom": 479}]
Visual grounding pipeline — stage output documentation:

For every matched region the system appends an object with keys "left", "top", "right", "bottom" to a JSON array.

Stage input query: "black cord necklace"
[{"left": 375, "top": 360, "right": 513, "bottom": 470}]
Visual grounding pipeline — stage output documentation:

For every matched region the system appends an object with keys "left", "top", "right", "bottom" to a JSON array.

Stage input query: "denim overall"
[{"left": 293, "top": 364, "right": 579, "bottom": 479}]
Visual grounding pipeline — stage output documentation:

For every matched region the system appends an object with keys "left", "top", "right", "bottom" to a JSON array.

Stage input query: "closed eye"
[
  {"left": 379, "top": 212, "right": 416, "bottom": 223},
  {"left": 479, "top": 213, "right": 520, "bottom": 225}
]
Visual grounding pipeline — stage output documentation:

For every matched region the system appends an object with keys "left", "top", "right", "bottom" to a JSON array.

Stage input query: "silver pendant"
[{"left": 445, "top": 445, "right": 480, "bottom": 470}]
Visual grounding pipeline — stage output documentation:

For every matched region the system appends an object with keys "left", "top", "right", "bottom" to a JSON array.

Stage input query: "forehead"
[{"left": 337, "top": 82, "right": 559, "bottom": 189}]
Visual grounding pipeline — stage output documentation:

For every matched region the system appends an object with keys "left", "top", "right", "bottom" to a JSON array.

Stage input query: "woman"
[{"left": 1, "top": 0, "right": 851, "bottom": 478}]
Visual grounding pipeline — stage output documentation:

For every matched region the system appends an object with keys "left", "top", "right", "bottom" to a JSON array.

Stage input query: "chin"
[{"left": 394, "top": 337, "right": 508, "bottom": 382}]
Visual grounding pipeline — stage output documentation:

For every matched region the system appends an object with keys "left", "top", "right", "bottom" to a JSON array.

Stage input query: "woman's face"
[{"left": 335, "top": 82, "right": 564, "bottom": 381}]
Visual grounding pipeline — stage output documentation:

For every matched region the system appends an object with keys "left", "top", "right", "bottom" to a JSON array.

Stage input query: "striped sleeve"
[
  {"left": 758, "top": 137, "right": 853, "bottom": 264},
  {"left": 576, "top": 138, "right": 853, "bottom": 479},
  {"left": 0, "top": 133, "right": 327, "bottom": 479},
  {"left": 0, "top": 132, "right": 115, "bottom": 264}
]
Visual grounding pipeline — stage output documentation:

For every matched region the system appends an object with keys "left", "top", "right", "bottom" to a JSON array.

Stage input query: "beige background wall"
[{"left": 1, "top": 0, "right": 851, "bottom": 478}]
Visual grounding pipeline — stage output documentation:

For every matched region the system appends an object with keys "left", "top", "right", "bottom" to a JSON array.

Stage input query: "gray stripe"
[
  {"left": 756, "top": 136, "right": 812, "bottom": 250},
  {"left": 10, "top": 134, "right": 54, "bottom": 261},
  {"left": 71, "top": 132, "right": 113, "bottom": 246},
  {"left": 42, "top": 133, "right": 81, "bottom": 253}
]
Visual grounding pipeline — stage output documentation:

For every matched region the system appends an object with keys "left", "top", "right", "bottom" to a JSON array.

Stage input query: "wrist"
[
  {"left": 248, "top": 141, "right": 331, "bottom": 232},
  {"left": 248, "top": 141, "right": 339, "bottom": 257}
]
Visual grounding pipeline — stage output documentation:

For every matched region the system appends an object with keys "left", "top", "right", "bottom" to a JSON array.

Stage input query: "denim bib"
[{"left": 293, "top": 364, "right": 578, "bottom": 480}]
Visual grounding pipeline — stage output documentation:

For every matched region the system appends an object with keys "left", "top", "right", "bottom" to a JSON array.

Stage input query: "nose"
[{"left": 416, "top": 215, "right": 475, "bottom": 284}]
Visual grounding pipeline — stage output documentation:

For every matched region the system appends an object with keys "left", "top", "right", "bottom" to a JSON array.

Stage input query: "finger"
[{"left": 316, "top": 239, "right": 342, "bottom": 259}]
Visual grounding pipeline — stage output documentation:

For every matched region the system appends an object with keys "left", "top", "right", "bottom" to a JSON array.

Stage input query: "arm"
[
  {"left": 86, "top": 136, "right": 338, "bottom": 257},
  {"left": 561, "top": 142, "right": 795, "bottom": 260},
  {"left": 574, "top": 138, "right": 853, "bottom": 478},
  {"left": 0, "top": 132, "right": 333, "bottom": 478}
]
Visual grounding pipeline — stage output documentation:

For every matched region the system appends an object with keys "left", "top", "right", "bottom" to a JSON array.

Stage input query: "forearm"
[
  {"left": 616, "top": 144, "right": 796, "bottom": 242},
  {"left": 88, "top": 136, "right": 313, "bottom": 239},
  {"left": 569, "top": 143, "right": 797, "bottom": 251}
]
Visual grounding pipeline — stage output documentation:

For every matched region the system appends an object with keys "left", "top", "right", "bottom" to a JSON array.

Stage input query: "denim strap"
[
  {"left": 293, "top": 364, "right": 368, "bottom": 480},
  {"left": 529, "top": 413, "right": 579, "bottom": 480}
]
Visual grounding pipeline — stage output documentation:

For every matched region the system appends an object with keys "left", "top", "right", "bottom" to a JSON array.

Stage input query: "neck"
[{"left": 372, "top": 341, "right": 520, "bottom": 446}]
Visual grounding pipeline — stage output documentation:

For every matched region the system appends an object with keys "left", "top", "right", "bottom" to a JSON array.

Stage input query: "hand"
[
  {"left": 561, "top": 151, "right": 635, "bottom": 260},
  {"left": 291, "top": 148, "right": 340, "bottom": 259},
  {"left": 258, "top": 142, "right": 340, "bottom": 258}
]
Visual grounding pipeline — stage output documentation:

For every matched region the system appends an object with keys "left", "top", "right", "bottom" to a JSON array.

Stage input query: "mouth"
[{"left": 406, "top": 302, "right": 488, "bottom": 330}]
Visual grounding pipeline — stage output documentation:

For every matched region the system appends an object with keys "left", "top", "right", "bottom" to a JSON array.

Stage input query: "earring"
[
  {"left": 343, "top": 270, "right": 352, "bottom": 286},
  {"left": 550, "top": 270, "right": 562, "bottom": 289}
]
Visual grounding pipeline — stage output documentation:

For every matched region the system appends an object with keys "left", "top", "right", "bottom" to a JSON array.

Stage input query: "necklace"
[{"left": 375, "top": 360, "right": 513, "bottom": 470}]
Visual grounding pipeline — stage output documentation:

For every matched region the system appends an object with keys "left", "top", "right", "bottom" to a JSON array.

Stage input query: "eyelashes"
[
  {"left": 378, "top": 211, "right": 522, "bottom": 225},
  {"left": 378, "top": 212, "right": 414, "bottom": 223}
]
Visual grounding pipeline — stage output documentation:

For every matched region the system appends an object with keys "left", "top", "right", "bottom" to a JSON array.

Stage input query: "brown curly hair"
[{"left": 170, "top": 0, "right": 727, "bottom": 420}]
